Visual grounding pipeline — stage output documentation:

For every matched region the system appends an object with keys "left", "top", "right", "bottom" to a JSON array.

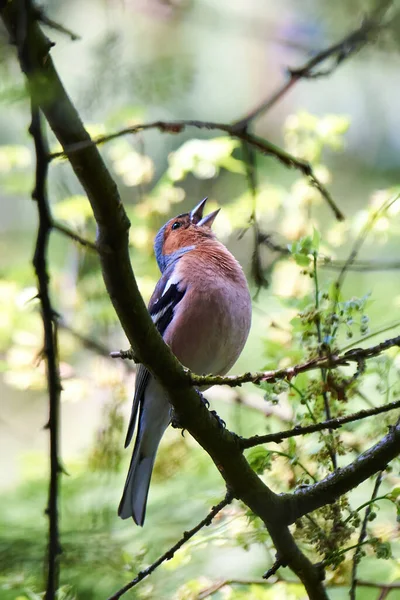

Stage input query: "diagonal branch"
[
  {"left": 232, "top": 1, "right": 393, "bottom": 129},
  {"left": 107, "top": 492, "right": 233, "bottom": 600}
]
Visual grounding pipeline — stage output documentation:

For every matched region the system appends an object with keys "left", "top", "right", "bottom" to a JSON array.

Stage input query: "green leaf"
[
  {"left": 247, "top": 448, "right": 272, "bottom": 474},
  {"left": 387, "top": 486, "right": 400, "bottom": 501},
  {"left": 293, "top": 253, "right": 311, "bottom": 267}
]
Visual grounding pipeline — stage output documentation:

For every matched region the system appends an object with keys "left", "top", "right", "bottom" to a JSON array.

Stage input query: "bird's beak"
[
  {"left": 197, "top": 208, "right": 220, "bottom": 228},
  {"left": 190, "top": 197, "right": 208, "bottom": 224}
]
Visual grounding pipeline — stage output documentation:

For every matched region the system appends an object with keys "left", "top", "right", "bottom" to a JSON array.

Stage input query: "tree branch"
[
  {"left": 49, "top": 119, "right": 343, "bottom": 222},
  {"left": 241, "top": 398, "right": 400, "bottom": 449},
  {"left": 232, "top": 3, "right": 393, "bottom": 128},
  {"left": 188, "top": 334, "right": 400, "bottom": 388},
  {"left": 281, "top": 419, "right": 400, "bottom": 525},
  {"left": 30, "top": 99, "right": 62, "bottom": 600},
  {"left": 107, "top": 492, "right": 233, "bottom": 600},
  {"left": 15, "top": 3, "right": 63, "bottom": 597}
]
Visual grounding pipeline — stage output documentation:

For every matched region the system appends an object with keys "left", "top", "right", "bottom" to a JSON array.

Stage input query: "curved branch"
[
  {"left": 281, "top": 419, "right": 400, "bottom": 525},
  {"left": 49, "top": 119, "right": 343, "bottom": 222}
]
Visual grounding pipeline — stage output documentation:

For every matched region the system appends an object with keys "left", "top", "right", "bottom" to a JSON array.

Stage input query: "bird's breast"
[{"left": 164, "top": 259, "right": 251, "bottom": 378}]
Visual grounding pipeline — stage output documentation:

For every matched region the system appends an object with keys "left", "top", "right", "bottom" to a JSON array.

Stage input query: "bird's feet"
[
  {"left": 170, "top": 392, "right": 226, "bottom": 430},
  {"left": 196, "top": 390, "right": 226, "bottom": 429},
  {"left": 170, "top": 408, "right": 183, "bottom": 430}
]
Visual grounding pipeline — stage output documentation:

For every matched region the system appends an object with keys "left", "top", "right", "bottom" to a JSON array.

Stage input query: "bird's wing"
[
  {"left": 148, "top": 262, "right": 186, "bottom": 335},
  {"left": 124, "top": 264, "right": 187, "bottom": 448}
]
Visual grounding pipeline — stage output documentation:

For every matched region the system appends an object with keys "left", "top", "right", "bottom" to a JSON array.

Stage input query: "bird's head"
[{"left": 154, "top": 197, "right": 220, "bottom": 272}]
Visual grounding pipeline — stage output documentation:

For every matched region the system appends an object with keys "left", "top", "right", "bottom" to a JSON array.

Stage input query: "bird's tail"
[
  {"left": 118, "top": 438, "right": 156, "bottom": 525},
  {"left": 118, "top": 401, "right": 170, "bottom": 524}
]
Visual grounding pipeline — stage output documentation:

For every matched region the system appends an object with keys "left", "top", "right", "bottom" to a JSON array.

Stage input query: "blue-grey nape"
[
  {"left": 154, "top": 221, "right": 195, "bottom": 273},
  {"left": 154, "top": 223, "right": 168, "bottom": 272}
]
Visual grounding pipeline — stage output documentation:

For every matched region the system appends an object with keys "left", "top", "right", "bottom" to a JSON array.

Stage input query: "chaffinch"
[{"left": 119, "top": 198, "right": 252, "bottom": 525}]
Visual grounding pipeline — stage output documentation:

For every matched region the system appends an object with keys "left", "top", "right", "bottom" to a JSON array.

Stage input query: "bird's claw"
[
  {"left": 210, "top": 409, "right": 226, "bottom": 429},
  {"left": 170, "top": 409, "right": 182, "bottom": 429},
  {"left": 196, "top": 390, "right": 226, "bottom": 429},
  {"left": 171, "top": 392, "right": 226, "bottom": 431},
  {"left": 196, "top": 389, "right": 210, "bottom": 408}
]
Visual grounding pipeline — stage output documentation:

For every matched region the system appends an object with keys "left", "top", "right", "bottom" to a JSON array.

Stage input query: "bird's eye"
[{"left": 171, "top": 221, "right": 182, "bottom": 230}]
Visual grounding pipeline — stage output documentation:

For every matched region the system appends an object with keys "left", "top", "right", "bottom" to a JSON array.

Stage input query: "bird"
[{"left": 118, "top": 197, "right": 252, "bottom": 525}]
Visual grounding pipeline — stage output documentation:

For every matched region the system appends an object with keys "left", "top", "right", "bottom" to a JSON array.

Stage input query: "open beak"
[
  {"left": 190, "top": 197, "right": 208, "bottom": 224},
  {"left": 197, "top": 208, "right": 220, "bottom": 228}
]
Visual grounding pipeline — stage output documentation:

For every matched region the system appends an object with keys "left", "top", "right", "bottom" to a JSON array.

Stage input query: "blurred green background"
[{"left": 1, "top": 0, "right": 400, "bottom": 599}]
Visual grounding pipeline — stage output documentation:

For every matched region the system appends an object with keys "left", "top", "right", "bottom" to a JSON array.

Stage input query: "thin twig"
[
  {"left": 357, "top": 581, "right": 400, "bottom": 590},
  {"left": 58, "top": 318, "right": 135, "bottom": 370},
  {"left": 321, "top": 539, "right": 375, "bottom": 569},
  {"left": 314, "top": 251, "right": 337, "bottom": 470},
  {"left": 232, "top": 4, "right": 392, "bottom": 128},
  {"left": 332, "top": 194, "right": 400, "bottom": 316},
  {"left": 241, "top": 139, "right": 268, "bottom": 289},
  {"left": 30, "top": 105, "right": 62, "bottom": 600},
  {"left": 32, "top": 6, "right": 80, "bottom": 40},
  {"left": 241, "top": 398, "right": 400, "bottom": 449},
  {"left": 53, "top": 221, "right": 97, "bottom": 251},
  {"left": 340, "top": 320, "right": 400, "bottom": 354},
  {"left": 107, "top": 492, "right": 233, "bottom": 600},
  {"left": 349, "top": 471, "right": 384, "bottom": 600},
  {"left": 321, "top": 259, "right": 400, "bottom": 272},
  {"left": 257, "top": 231, "right": 400, "bottom": 272}
]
